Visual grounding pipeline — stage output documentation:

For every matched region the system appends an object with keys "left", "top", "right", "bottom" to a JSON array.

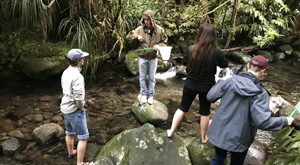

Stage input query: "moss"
[{"left": 126, "top": 50, "right": 138, "bottom": 61}]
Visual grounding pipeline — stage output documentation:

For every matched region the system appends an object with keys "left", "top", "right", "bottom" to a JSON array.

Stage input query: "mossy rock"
[
  {"left": 254, "top": 50, "right": 273, "bottom": 62},
  {"left": 124, "top": 50, "right": 139, "bottom": 75},
  {"left": 124, "top": 50, "right": 172, "bottom": 75},
  {"left": 292, "top": 39, "right": 300, "bottom": 50},
  {"left": 276, "top": 44, "right": 293, "bottom": 55},
  {"left": 14, "top": 40, "right": 70, "bottom": 79},
  {"left": 225, "top": 51, "right": 252, "bottom": 64},
  {"left": 95, "top": 123, "right": 192, "bottom": 165},
  {"left": 186, "top": 137, "right": 215, "bottom": 165}
]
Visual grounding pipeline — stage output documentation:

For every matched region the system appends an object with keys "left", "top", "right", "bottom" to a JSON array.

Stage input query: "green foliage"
[
  {"left": 1, "top": 0, "right": 300, "bottom": 79},
  {"left": 266, "top": 127, "right": 300, "bottom": 165},
  {"left": 214, "top": 0, "right": 300, "bottom": 47},
  {"left": 0, "top": 0, "right": 57, "bottom": 39}
]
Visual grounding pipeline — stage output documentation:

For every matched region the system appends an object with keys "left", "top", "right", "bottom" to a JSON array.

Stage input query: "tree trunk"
[
  {"left": 224, "top": 0, "right": 238, "bottom": 49},
  {"left": 70, "top": 0, "right": 81, "bottom": 19}
]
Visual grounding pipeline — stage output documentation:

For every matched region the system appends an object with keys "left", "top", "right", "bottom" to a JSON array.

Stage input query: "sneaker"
[
  {"left": 148, "top": 97, "right": 154, "bottom": 104},
  {"left": 141, "top": 95, "right": 147, "bottom": 103}
]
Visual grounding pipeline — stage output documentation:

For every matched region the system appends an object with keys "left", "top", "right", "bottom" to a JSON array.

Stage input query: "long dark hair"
[{"left": 187, "top": 23, "right": 216, "bottom": 75}]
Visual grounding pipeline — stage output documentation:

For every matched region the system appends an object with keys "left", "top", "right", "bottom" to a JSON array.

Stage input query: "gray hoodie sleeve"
[
  {"left": 207, "top": 79, "right": 226, "bottom": 103},
  {"left": 250, "top": 92, "right": 288, "bottom": 131}
]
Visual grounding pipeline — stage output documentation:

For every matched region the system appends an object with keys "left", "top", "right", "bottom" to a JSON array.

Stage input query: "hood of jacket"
[
  {"left": 231, "top": 72, "right": 263, "bottom": 97},
  {"left": 140, "top": 10, "right": 157, "bottom": 33}
]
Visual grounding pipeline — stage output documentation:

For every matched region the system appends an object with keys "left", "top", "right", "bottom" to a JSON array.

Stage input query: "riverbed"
[{"left": 0, "top": 59, "right": 300, "bottom": 164}]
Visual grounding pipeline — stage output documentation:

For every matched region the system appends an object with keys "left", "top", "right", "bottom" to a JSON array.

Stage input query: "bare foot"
[
  {"left": 167, "top": 129, "right": 173, "bottom": 138},
  {"left": 68, "top": 150, "right": 77, "bottom": 158},
  {"left": 202, "top": 136, "right": 208, "bottom": 144}
]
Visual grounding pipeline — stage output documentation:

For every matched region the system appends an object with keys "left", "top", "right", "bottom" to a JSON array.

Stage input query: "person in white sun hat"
[{"left": 60, "top": 48, "right": 90, "bottom": 165}]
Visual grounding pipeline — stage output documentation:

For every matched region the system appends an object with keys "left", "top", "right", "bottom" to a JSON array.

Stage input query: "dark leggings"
[
  {"left": 178, "top": 85, "right": 211, "bottom": 115},
  {"left": 211, "top": 146, "right": 248, "bottom": 165}
]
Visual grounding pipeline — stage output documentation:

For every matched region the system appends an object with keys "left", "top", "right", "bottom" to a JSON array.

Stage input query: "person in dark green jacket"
[{"left": 206, "top": 55, "right": 294, "bottom": 165}]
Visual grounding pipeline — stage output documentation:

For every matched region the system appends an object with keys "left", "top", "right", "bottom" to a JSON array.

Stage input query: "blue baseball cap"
[{"left": 67, "top": 49, "right": 89, "bottom": 61}]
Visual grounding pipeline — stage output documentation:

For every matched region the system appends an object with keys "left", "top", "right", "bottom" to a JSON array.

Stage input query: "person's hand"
[
  {"left": 286, "top": 117, "right": 294, "bottom": 125},
  {"left": 138, "top": 35, "right": 144, "bottom": 42},
  {"left": 153, "top": 45, "right": 159, "bottom": 51}
]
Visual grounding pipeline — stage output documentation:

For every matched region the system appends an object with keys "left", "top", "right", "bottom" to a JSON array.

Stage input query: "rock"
[
  {"left": 124, "top": 50, "right": 172, "bottom": 76},
  {"left": 85, "top": 143, "right": 101, "bottom": 162},
  {"left": 0, "top": 119, "right": 16, "bottom": 133},
  {"left": 8, "top": 130, "right": 24, "bottom": 138},
  {"left": 176, "top": 65, "right": 187, "bottom": 78},
  {"left": 225, "top": 51, "right": 252, "bottom": 64},
  {"left": 292, "top": 39, "right": 300, "bottom": 50},
  {"left": 39, "top": 95, "right": 52, "bottom": 102},
  {"left": 244, "top": 140, "right": 268, "bottom": 165},
  {"left": 33, "top": 114, "right": 44, "bottom": 122},
  {"left": 98, "top": 156, "right": 114, "bottom": 165},
  {"left": 33, "top": 123, "right": 64, "bottom": 145},
  {"left": 186, "top": 137, "right": 215, "bottom": 165},
  {"left": 0, "top": 137, "right": 20, "bottom": 155},
  {"left": 108, "top": 126, "right": 123, "bottom": 135},
  {"left": 131, "top": 94, "right": 169, "bottom": 126},
  {"left": 15, "top": 41, "right": 69, "bottom": 80},
  {"left": 274, "top": 52, "right": 286, "bottom": 61},
  {"left": 292, "top": 50, "right": 300, "bottom": 58},
  {"left": 86, "top": 99, "right": 101, "bottom": 110},
  {"left": 276, "top": 44, "right": 293, "bottom": 55},
  {"left": 96, "top": 123, "right": 192, "bottom": 165},
  {"left": 5, "top": 107, "right": 32, "bottom": 120},
  {"left": 255, "top": 50, "right": 274, "bottom": 62},
  {"left": 51, "top": 115, "right": 63, "bottom": 123}
]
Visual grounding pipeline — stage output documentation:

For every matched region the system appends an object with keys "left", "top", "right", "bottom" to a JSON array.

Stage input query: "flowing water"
[{"left": 0, "top": 60, "right": 300, "bottom": 164}]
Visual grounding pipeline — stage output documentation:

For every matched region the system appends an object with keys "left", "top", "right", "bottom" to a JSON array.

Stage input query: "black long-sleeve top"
[{"left": 183, "top": 47, "right": 228, "bottom": 92}]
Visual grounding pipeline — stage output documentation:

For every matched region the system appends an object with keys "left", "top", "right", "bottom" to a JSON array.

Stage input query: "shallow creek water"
[{"left": 0, "top": 60, "right": 300, "bottom": 164}]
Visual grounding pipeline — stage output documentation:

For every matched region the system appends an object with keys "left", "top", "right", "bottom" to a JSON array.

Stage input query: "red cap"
[{"left": 249, "top": 55, "right": 268, "bottom": 69}]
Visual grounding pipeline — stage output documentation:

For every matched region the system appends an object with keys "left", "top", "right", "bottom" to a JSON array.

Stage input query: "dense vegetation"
[
  {"left": 0, "top": 0, "right": 299, "bottom": 76},
  {"left": 1, "top": 0, "right": 300, "bottom": 163}
]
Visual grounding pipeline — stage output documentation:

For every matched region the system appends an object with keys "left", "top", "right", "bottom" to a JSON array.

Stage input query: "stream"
[{"left": 0, "top": 59, "right": 300, "bottom": 165}]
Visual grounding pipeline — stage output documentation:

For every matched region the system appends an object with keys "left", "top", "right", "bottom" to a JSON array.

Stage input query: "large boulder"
[
  {"left": 15, "top": 41, "right": 69, "bottom": 79},
  {"left": 95, "top": 123, "right": 192, "bottom": 165},
  {"left": 132, "top": 95, "right": 169, "bottom": 126}
]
